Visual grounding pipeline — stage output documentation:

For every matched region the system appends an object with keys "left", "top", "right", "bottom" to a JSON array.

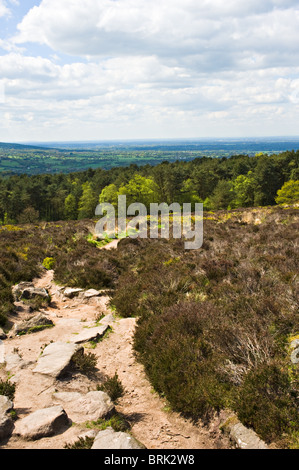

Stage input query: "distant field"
[{"left": 1, "top": 138, "right": 299, "bottom": 175}]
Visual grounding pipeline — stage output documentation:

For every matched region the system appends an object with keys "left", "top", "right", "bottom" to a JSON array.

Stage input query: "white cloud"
[
  {"left": 0, "top": 0, "right": 10, "bottom": 17},
  {"left": 1, "top": 0, "right": 299, "bottom": 140}
]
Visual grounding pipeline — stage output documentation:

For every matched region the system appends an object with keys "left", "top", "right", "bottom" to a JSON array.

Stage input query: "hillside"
[
  {"left": 0, "top": 142, "right": 52, "bottom": 151},
  {"left": 0, "top": 205, "right": 298, "bottom": 449}
]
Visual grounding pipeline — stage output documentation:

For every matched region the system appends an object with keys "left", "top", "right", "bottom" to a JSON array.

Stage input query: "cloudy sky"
[{"left": 0, "top": 0, "right": 299, "bottom": 142}]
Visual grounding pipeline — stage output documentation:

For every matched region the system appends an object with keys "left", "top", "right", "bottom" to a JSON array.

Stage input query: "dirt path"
[{"left": 1, "top": 268, "right": 229, "bottom": 449}]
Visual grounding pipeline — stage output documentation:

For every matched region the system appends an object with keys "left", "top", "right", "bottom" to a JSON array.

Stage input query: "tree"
[
  {"left": 179, "top": 178, "right": 202, "bottom": 209},
  {"left": 18, "top": 206, "right": 40, "bottom": 224},
  {"left": 253, "top": 156, "right": 282, "bottom": 206},
  {"left": 64, "top": 194, "right": 78, "bottom": 220},
  {"left": 275, "top": 180, "right": 299, "bottom": 205},
  {"left": 99, "top": 184, "right": 119, "bottom": 208},
  {"left": 78, "top": 182, "right": 98, "bottom": 219},
  {"left": 118, "top": 174, "right": 160, "bottom": 209},
  {"left": 232, "top": 172, "right": 255, "bottom": 208},
  {"left": 209, "top": 180, "right": 235, "bottom": 210}
]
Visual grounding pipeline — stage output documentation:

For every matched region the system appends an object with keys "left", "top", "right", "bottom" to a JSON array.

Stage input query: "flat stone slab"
[
  {"left": 33, "top": 341, "right": 84, "bottom": 378},
  {"left": 53, "top": 391, "right": 114, "bottom": 423},
  {"left": 100, "top": 314, "right": 116, "bottom": 325},
  {"left": 92, "top": 427, "right": 145, "bottom": 449},
  {"left": 63, "top": 288, "right": 84, "bottom": 299},
  {"left": 71, "top": 325, "right": 109, "bottom": 344},
  {"left": 4, "top": 352, "right": 25, "bottom": 372},
  {"left": 13, "top": 406, "right": 69, "bottom": 440},
  {"left": 83, "top": 289, "right": 101, "bottom": 299}
]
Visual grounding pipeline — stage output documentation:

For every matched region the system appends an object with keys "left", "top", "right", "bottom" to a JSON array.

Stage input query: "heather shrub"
[
  {"left": 72, "top": 351, "right": 98, "bottom": 374},
  {"left": 98, "top": 373, "right": 125, "bottom": 402},
  {"left": 235, "top": 363, "right": 299, "bottom": 445},
  {"left": 0, "top": 380, "right": 16, "bottom": 401},
  {"left": 134, "top": 301, "right": 233, "bottom": 419}
]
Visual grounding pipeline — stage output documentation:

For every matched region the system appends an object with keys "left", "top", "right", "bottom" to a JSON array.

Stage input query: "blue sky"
[{"left": 0, "top": 0, "right": 299, "bottom": 142}]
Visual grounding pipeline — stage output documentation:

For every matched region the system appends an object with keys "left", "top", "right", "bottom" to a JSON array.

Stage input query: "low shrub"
[
  {"left": 98, "top": 373, "right": 125, "bottom": 402},
  {"left": 64, "top": 436, "right": 95, "bottom": 449},
  {"left": 42, "top": 257, "right": 55, "bottom": 270},
  {"left": 234, "top": 363, "right": 299, "bottom": 445},
  {"left": 72, "top": 351, "right": 98, "bottom": 374},
  {"left": 0, "top": 380, "right": 16, "bottom": 401}
]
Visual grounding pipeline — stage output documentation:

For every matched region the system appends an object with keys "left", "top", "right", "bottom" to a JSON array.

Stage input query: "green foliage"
[
  {"left": 209, "top": 180, "right": 235, "bottom": 210},
  {"left": 232, "top": 172, "right": 255, "bottom": 208},
  {"left": 72, "top": 351, "right": 98, "bottom": 374},
  {"left": 0, "top": 150, "right": 298, "bottom": 223},
  {"left": 0, "top": 380, "right": 16, "bottom": 401},
  {"left": 99, "top": 184, "right": 119, "bottom": 207},
  {"left": 78, "top": 182, "right": 98, "bottom": 219},
  {"left": 64, "top": 436, "right": 95, "bottom": 449},
  {"left": 64, "top": 193, "right": 78, "bottom": 220},
  {"left": 42, "top": 257, "right": 55, "bottom": 270},
  {"left": 118, "top": 174, "right": 160, "bottom": 209},
  {"left": 85, "top": 413, "right": 130, "bottom": 433},
  {"left": 276, "top": 180, "right": 299, "bottom": 205},
  {"left": 97, "top": 373, "right": 125, "bottom": 402}
]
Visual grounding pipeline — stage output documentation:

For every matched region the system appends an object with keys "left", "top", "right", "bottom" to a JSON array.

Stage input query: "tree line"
[{"left": 0, "top": 151, "right": 298, "bottom": 224}]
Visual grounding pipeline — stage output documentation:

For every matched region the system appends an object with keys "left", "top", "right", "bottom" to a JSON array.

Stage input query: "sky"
[{"left": 0, "top": 0, "right": 299, "bottom": 142}]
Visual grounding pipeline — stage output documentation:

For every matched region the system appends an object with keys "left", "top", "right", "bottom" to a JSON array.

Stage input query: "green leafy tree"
[
  {"left": 118, "top": 174, "right": 160, "bottom": 209},
  {"left": 232, "top": 172, "right": 255, "bottom": 208},
  {"left": 209, "top": 180, "right": 235, "bottom": 210},
  {"left": 99, "top": 184, "right": 119, "bottom": 208},
  {"left": 78, "top": 182, "right": 98, "bottom": 219},
  {"left": 64, "top": 193, "right": 78, "bottom": 220},
  {"left": 179, "top": 178, "right": 202, "bottom": 208},
  {"left": 253, "top": 156, "right": 282, "bottom": 206},
  {"left": 275, "top": 180, "right": 299, "bottom": 205}
]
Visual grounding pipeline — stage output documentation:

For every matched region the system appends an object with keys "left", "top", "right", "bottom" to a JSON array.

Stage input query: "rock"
[
  {"left": 13, "top": 406, "right": 69, "bottom": 440},
  {"left": 12, "top": 282, "right": 50, "bottom": 301},
  {"left": 92, "top": 427, "right": 145, "bottom": 449},
  {"left": 0, "top": 328, "right": 7, "bottom": 340},
  {"left": 290, "top": 339, "right": 299, "bottom": 365},
  {"left": 100, "top": 314, "right": 116, "bottom": 325},
  {"left": 78, "top": 429, "right": 98, "bottom": 440},
  {"left": 14, "top": 301, "right": 33, "bottom": 315},
  {"left": 33, "top": 341, "right": 84, "bottom": 378},
  {"left": 70, "top": 325, "right": 109, "bottom": 344},
  {"left": 0, "top": 396, "right": 13, "bottom": 415},
  {"left": 63, "top": 288, "right": 84, "bottom": 299},
  {"left": 229, "top": 422, "right": 268, "bottom": 449},
  {"left": 12, "top": 313, "right": 54, "bottom": 336},
  {"left": 221, "top": 415, "right": 268, "bottom": 449},
  {"left": 83, "top": 289, "right": 101, "bottom": 299},
  {"left": 0, "top": 415, "right": 14, "bottom": 442},
  {"left": 53, "top": 391, "right": 114, "bottom": 423},
  {"left": 4, "top": 352, "right": 25, "bottom": 372},
  {"left": 0, "top": 396, "right": 14, "bottom": 442}
]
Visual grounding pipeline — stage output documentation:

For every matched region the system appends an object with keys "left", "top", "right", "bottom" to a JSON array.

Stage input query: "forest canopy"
[{"left": 0, "top": 150, "right": 298, "bottom": 224}]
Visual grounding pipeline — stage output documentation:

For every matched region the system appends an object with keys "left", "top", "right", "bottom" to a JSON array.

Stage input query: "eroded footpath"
[{"left": 0, "top": 269, "right": 229, "bottom": 449}]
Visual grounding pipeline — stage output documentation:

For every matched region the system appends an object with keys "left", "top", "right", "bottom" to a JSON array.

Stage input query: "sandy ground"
[{"left": 0, "top": 264, "right": 230, "bottom": 450}]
